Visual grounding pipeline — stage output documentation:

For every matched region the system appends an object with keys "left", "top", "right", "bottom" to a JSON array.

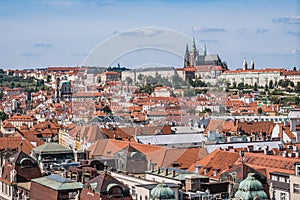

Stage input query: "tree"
[
  {"left": 295, "top": 82, "right": 300, "bottom": 93},
  {"left": 125, "top": 77, "right": 133, "bottom": 85},
  {"left": 264, "top": 84, "right": 268, "bottom": 91},
  {"left": 137, "top": 74, "right": 144, "bottom": 82},
  {"left": 293, "top": 66, "right": 297, "bottom": 71},
  {"left": 253, "top": 82, "right": 258, "bottom": 91},
  {"left": 257, "top": 107, "right": 263, "bottom": 115},
  {"left": 290, "top": 81, "right": 295, "bottom": 88},
  {"left": 9, "top": 82, "right": 15, "bottom": 88},
  {"left": 238, "top": 82, "right": 244, "bottom": 90},
  {"left": 97, "top": 76, "right": 101, "bottom": 83},
  {"left": 269, "top": 80, "right": 274, "bottom": 89},
  {"left": 232, "top": 82, "right": 237, "bottom": 89},
  {"left": 146, "top": 76, "right": 158, "bottom": 85},
  {"left": 0, "top": 111, "right": 7, "bottom": 121},
  {"left": 171, "top": 73, "right": 183, "bottom": 88},
  {"left": 46, "top": 75, "right": 51, "bottom": 83}
]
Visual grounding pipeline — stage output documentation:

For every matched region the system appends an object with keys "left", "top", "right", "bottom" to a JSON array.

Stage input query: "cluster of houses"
[
  {"left": 0, "top": 47, "right": 299, "bottom": 199},
  {"left": 0, "top": 102, "right": 299, "bottom": 199}
]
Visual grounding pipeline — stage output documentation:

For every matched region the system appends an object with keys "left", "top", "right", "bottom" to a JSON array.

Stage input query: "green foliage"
[
  {"left": 0, "top": 111, "right": 7, "bottom": 121},
  {"left": 238, "top": 82, "right": 244, "bottom": 90},
  {"left": 137, "top": 74, "right": 144, "bottom": 81},
  {"left": 136, "top": 84, "right": 155, "bottom": 95},
  {"left": 295, "top": 82, "right": 300, "bottom": 93},
  {"left": 253, "top": 82, "right": 258, "bottom": 91},
  {"left": 188, "top": 78, "right": 207, "bottom": 87},
  {"left": 46, "top": 75, "right": 51, "bottom": 83},
  {"left": 257, "top": 107, "right": 263, "bottom": 115},
  {"left": 269, "top": 80, "right": 274, "bottom": 89},
  {"left": 232, "top": 82, "right": 237, "bottom": 89},
  {"left": 0, "top": 73, "right": 48, "bottom": 91},
  {"left": 125, "top": 77, "right": 133, "bottom": 85}
]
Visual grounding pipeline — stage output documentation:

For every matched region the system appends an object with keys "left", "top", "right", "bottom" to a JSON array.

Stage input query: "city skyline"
[{"left": 0, "top": 0, "right": 299, "bottom": 69}]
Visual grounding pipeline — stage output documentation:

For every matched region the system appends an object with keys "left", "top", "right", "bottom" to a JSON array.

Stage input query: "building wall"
[
  {"left": 30, "top": 182, "right": 58, "bottom": 200},
  {"left": 80, "top": 188, "right": 132, "bottom": 200},
  {"left": 290, "top": 175, "right": 300, "bottom": 200},
  {"left": 122, "top": 69, "right": 176, "bottom": 84},
  {"left": 109, "top": 172, "right": 154, "bottom": 199},
  {"left": 145, "top": 173, "right": 181, "bottom": 185},
  {"left": 0, "top": 182, "right": 13, "bottom": 200},
  {"left": 220, "top": 71, "right": 281, "bottom": 87}
]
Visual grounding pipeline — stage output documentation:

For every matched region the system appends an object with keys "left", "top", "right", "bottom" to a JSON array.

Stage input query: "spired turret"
[
  {"left": 250, "top": 58, "right": 255, "bottom": 70},
  {"left": 242, "top": 57, "right": 248, "bottom": 70}
]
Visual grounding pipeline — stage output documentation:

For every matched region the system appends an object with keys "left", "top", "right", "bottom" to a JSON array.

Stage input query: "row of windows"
[
  {"left": 271, "top": 175, "right": 290, "bottom": 183},
  {"left": 294, "top": 184, "right": 300, "bottom": 194}
]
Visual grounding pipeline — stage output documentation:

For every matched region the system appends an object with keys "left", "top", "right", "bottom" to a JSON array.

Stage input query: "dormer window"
[{"left": 213, "top": 169, "right": 219, "bottom": 176}]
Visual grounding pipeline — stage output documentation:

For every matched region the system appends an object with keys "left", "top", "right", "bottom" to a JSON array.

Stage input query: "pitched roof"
[
  {"left": 238, "top": 121, "right": 275, "bottom": 136},
  {"left": 0, "top": 136, "right": 33, "bottom": 154},
  {"left": 2, "top": 122, "right": 15, "bottom": 129},
  {"left": 84, "top": 172, "right": 129, "bottom": 192},
  {"left": 31, "top": 143, "right": 73, "bottom": 154},
  {"left": 32, "top": 174, "right": 82, "bottom": 190},
  {"left": 9, "top": 150, "right": 37, "bottom": 165},
  {"left": 188, "top": 149, "right": 241, "bottom": 178}
]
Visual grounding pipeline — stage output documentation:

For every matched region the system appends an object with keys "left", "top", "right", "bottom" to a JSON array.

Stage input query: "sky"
[{"left": 0, "top": 0, "right": 299, "bottom": 70}]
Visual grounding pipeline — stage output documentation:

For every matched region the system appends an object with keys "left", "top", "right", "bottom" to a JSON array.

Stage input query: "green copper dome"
[
  {"left": 234, "top": 173, "right": 268, "bottom": 200},
  {"left": 150, "top": 184, "right": 176, "bottom": 200}
]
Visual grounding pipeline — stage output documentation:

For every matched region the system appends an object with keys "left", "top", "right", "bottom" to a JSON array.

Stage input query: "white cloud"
[
  {"left": 272, "top": 15, "right": 300, "bottom": 24},
  {"left": 256, "top": 28, "right": 268, "bottom": 33},
  {"left": 117, "top": 29, "right": 163, "bottom": 37},
  {"left": 192, "top": 27, "right": 227, "bottom": 32},
  {"left": 291, "top": 47, "right": 300, "bottom": 54}
]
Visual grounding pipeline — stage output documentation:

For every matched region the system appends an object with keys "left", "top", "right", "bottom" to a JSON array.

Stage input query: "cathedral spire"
[
  {"left": 184, "top": 44, "right": 190, "bottom": 68},
  {"left": 242, "top": 57, "right": 248, "bottom": 70},
  {"left": 192, "top": 37, "right": 197, "bottom": 53},
  {"left": 204, "top": 44, "right": 207, "bottom": 56}
]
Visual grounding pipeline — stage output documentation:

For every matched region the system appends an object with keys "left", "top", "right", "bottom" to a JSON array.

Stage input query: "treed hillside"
[{"left": 0, "top": 69, "right": 49, "bottom": 91}]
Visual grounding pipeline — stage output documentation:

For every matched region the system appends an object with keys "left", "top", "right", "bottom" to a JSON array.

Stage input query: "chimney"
[
  {"left": 165, "top": 168, "right": 168, "bottom": 176},
  {"left": 288, "top": 152, "right": 295, "bottom": 158},
  {"left": 263, "top": 145, "right": 269, "bottom": 154},
  {"left": 172, "top": 170, "right": 176, "bottom": 177},
  {"left": 158, "top": 168, "right": 161, "bottom": 174},
  {"left": 74, "top": 149, "right": 78, "bottom": 162},
  {"left": 282, "top": 151, "right": 288, "bottom": 157},
  {"left": 194, "top": 165, "right": 202, "bottom": 173}
]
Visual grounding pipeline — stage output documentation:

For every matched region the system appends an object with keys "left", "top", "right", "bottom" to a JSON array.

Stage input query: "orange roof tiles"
[
  {"left": 188, "top": 149, "right": 240, "bottom": 178},
  {"left": 0, "top": 136, "right": 33, "bottom": 154},
  {"left": 223, "top": 68, "right": 284, "bottom": 74}
]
